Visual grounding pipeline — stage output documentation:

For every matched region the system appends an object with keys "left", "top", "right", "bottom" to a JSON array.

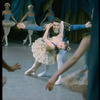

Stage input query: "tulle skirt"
[
  {"left": 23, "top": 21, "right": 37, "bottom": 26},
  {"left": 31, "top": 38, "right": 57, "bottom": 65},
  {"left": 62, "top": 69, "right": 88, "bottom": 93},
  {"left": 2, "top": 20, "right": 16, "bottom": 27}
]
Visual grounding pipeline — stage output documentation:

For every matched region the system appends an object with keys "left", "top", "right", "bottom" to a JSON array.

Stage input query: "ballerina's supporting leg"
[
  {"left": 24, "top": 60, "right": 42, "bottom": 75},
  {"left": 28, "top": 30, "right": 33, "bottom": 46},
  {"left": 55, "top": 50, "right": 66, "bottom": 85},
  {"left": 3, "top": 27, "right": 11, "bottom": 46}
]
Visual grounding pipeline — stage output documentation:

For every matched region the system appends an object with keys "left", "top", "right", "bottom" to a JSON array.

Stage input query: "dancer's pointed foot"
[
  {"left": 23, "top": 39, "right": 27, "bottom": 45},
  {"left": 5, "top": 43, "right": 8, "bottom": 46},
  {"left": 55, "top": 79, "right": 62, "bottom": 85},
  {"left": 28, "top": 43, "right": 31, "bottom": 46},
  {"left": 38, "top": 71, "right": 49, "bottom": 77},
  {"left": 24, "top": 69, "right": 36, "bottom": 76}
]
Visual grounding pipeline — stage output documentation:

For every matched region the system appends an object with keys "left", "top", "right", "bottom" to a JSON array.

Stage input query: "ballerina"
[
  {"left": 2, "top": 2, "right": 17, "bottom": 46},
  {"left": 20, "top": 4, "right": 37, "bottom": 46},
  {"left": 24, "top": 20, "right": 70, "bottom": 76},
  {"left": 40, "top": 6, "right": 54, "bottom": 26}
]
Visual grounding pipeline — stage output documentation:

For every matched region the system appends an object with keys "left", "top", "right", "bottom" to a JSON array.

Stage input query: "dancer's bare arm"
[
  {"left": 2, "top": 59, "right": 21, "bottom": 72},
  {"left": 43, "top": 24, "right": 55, "bottom": 49},
  {"left": 20, "top": 13, "right": 28, "bottom": 23},
  {"left": 10, "top": 11, "right": 17, "bottom": 23}
]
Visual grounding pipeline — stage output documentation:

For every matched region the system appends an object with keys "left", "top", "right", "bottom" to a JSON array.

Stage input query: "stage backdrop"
[{"left": 2, "top": 0, "right": 93, "bottom": 43}]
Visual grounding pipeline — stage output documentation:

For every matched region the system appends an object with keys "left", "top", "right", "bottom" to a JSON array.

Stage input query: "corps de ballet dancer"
[
  {"left": 20, "top": 4, "right": 37, "bottom": 46},
  {"left": 2, "top": 2, "right": 17, "bottom": 46},
  {"left": 40, "top": 5, "right": 54, "bottom": 26}
]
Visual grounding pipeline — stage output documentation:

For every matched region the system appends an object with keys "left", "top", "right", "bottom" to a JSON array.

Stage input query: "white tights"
[
  {"left": 44, "top": 50, "right": 66, "bottom": 80},
  {"left": 28, "top": 30, "right": 33, "bottom": 45},
  {"left": 24, "top": 30, "right": 33, "bottom": 45},
  {"left": 2, "top": 27, "right": 11, "bottom": 45},
  {"left": 56, "top": 50, "right": 66, "bottom": 80}
]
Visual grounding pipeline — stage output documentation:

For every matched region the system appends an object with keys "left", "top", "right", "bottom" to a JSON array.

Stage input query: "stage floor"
[{"left": 2, "top": 42, "right": 85, "bottom": 100}]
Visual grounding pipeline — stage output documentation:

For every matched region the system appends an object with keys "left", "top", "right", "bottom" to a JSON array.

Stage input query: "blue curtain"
[
  {"left": 11, "top": 0, "right": 94, "bottom": 23},
  {"left": 87, "top": 0, "right": 99, "bottom": 99},
  {"left": 31, "top": 0, "right": 48, "bottom": 24},
  {"left": 11, "top": 0, "right": 32, "bottom": 22},
  {"left": 61, "top": 0, "right": 93, "bottom": 21},
  {"left": 61, "top": 0, "right": 71, "bottom": 20},
  {"left": 24, "top": 0, "right": 33, "bottom": 13},
  {"left": 11, "top": 0, "right": 24, "bottom": 22}
]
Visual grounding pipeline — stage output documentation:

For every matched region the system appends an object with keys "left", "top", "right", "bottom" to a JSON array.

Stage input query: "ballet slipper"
[
  {"left": 38, "top": 71, "right": 49, "bottom": 77},
  {"left": 23, "top": 39, "right": 27, "bottom": 45},
  {"left": 28, "top": 43, "right": 31, "bottom": 46},
  {"left": 5, "top": 43, "right": 8, "bottom": 46},
  {"left": 55, "top": 79, "right": 62, "bottom": 85}
]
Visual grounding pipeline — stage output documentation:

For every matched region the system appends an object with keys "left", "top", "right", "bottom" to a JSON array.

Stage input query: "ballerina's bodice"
[
  {"left": 47, "top": 11, "right": 54, "bottom": 22},
  {"left": 27, "top": 16, "right": 35, "bottom": 24},
  {"left": 4, "top": 14, "right": 11, "bottom": 21}
]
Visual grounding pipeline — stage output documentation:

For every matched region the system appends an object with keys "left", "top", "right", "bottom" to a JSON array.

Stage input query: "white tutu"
[
  {"left": 31, "top": 38, "right": 57, "bottom": 65},
  {"left": 2, "top": 20, "right": 16, "bottom": 27},
  {"left": 62, "top": 69, "right": 88, "bottom": 93},
  {"left": 23, "top": 21, "right": 37, "bottom": 26}
]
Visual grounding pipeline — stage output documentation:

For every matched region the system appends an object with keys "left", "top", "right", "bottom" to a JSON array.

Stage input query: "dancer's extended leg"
[{"left": 24, "top": 60, "right": 42, "bottom": 75}]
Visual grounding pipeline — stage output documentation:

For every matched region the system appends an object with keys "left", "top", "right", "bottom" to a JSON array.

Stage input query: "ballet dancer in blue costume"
[
  {"left": 17, "top": 17, "right": 91, "bottom": 85},
  {"left": 40, "top": 6, "right": 54, "bottom": 26},
  {"left": 20, "top": 4, "right": 37, "bottom": 46},
  {"left": 2, "top": 2, "right": 17, "bottom": 46}
]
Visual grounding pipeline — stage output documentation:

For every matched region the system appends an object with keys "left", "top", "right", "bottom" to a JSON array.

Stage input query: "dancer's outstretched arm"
[
  {"left": 45, "top": 35, "right": 90, "bottom": 91},
  {"left": 17, "top": 23, "right": 44, "bottom": 31},
  {"left": 10, "top": 11, "right": 17, "bottom": 23},
  {"left": 20, "top": 13, "right": 28, "bottom": 23},
  {"left": 40, "top": 14, "right": 48, "bottom": 25},
  {"left": 67, "top": 21, "right": 92, "bottom": 31},
  {"left": 43, "top": 23, "right": 55, "bottom": 49},
  {"left": 57, "top": 21, "right": 64, "bottom": 39},
  {"left": 2, "top": 59, "right": 21, "bottom": 72}
]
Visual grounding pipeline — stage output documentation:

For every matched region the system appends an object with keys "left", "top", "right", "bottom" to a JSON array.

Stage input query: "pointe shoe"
[
  {"left": 28, "top": 43, "right": 31, "bottom": 46},
  {"left": 5, "top": 43, "right": 8, "bottom": 46},
  {"left": 24, "top": 69, "right": 35, "bottom": 75},
  {"left": 23, "top": 39, "right": 27, "bottom": 45},
  {"left": 38, "top": 71, "right": 49, "bottom": 77},
  {"left": 55, "top": 79, "right": 62, "bottom": 85}
]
